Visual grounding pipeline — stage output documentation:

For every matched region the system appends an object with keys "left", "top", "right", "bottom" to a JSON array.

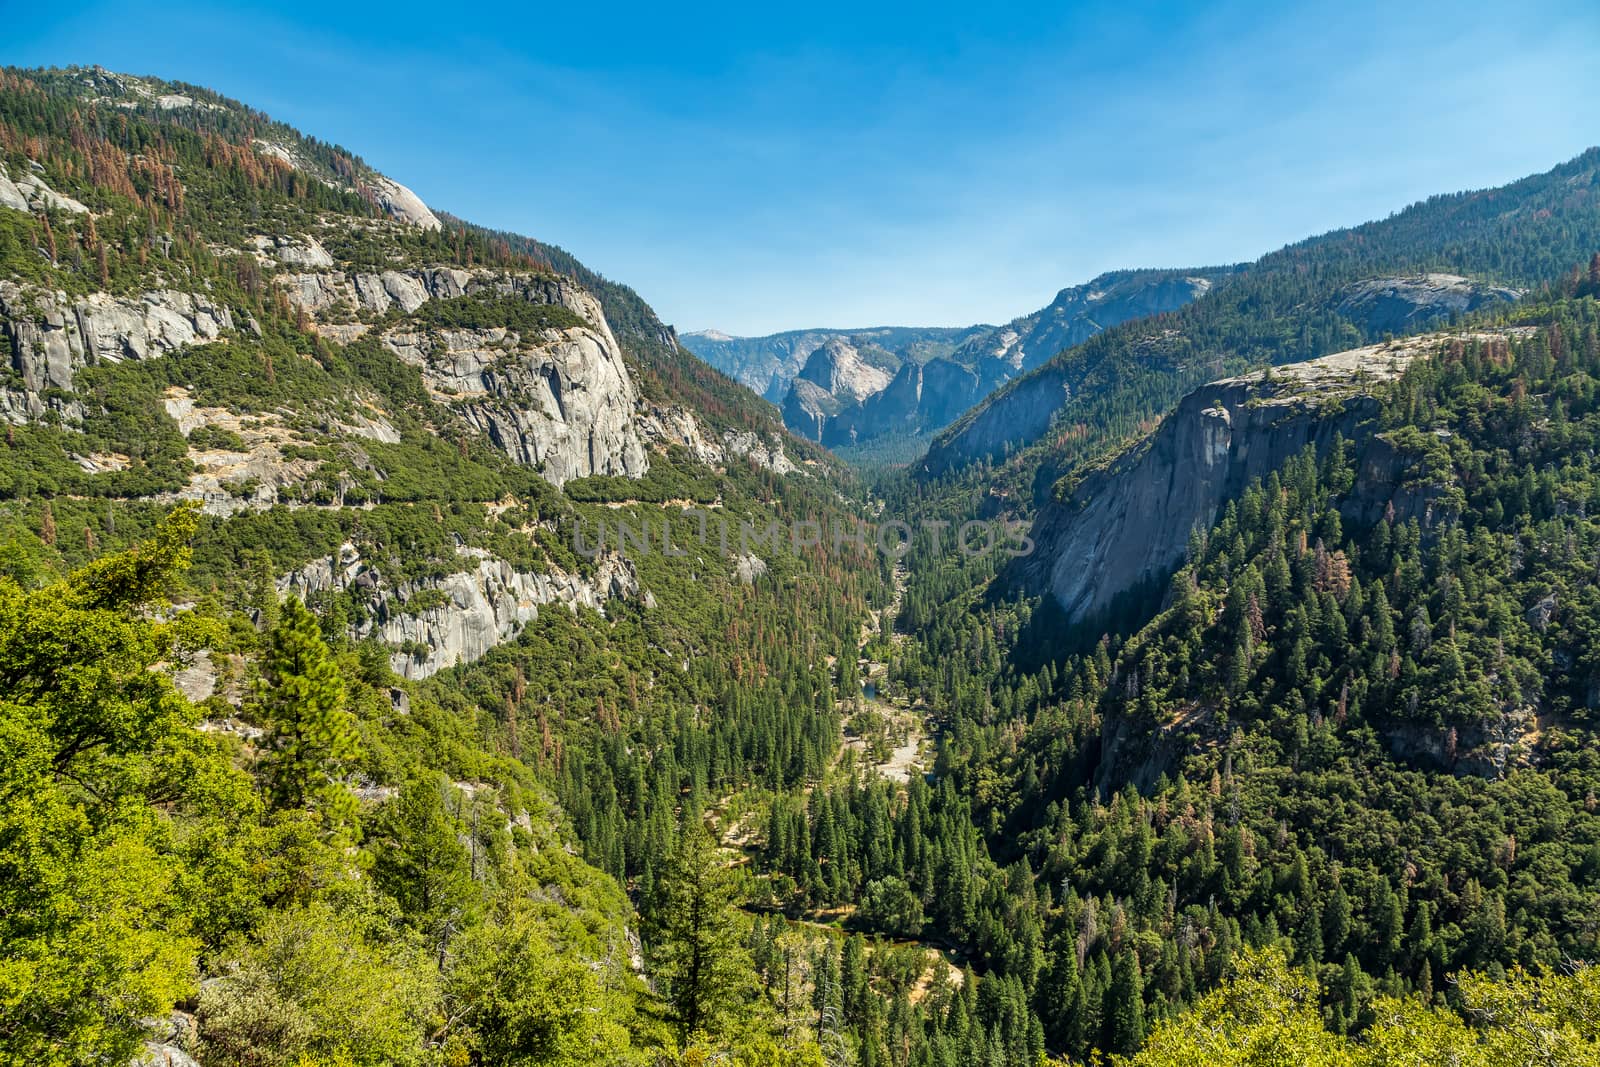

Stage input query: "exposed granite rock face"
[
  {"left": 782, "top": 378, "right": 841, "bottom": 443},
  {"left": 819, "top": 357, "right": 982, "bottom": 447},
  {"left": 0, "top": 282, "right": 236, "bottom": 422},
  {"left": 280, "top": 543, "right": 641, "bottom": 679},
  {"left": 721, "top": 428, "right": 797, "bottom": 474},
  {"left": 368, "top": 174, "right": 442, "bottom": 231},
  {"left": 0, "top": 168, "right": 29, "bottom": 212},
  {"left": 682, "top": 325, "right": 990, "bottom": 403},
  {"left": 952, "top": 271, "right": 1217, "bottom": 378},
  {"left": 920, "top": 364, "right": 1074, "bottom": 477},
  {"left": 280, "top": 267, "right": 649, "bottom": 486},
  {"left": 779, "top": 270, "right": 1217, "bottom": 447},
  {"left": 781, "top": 337, "right": 897, "bottom": 443},
  {"left": 0, "top": 161, "right": 90, "bottom": 214},
  {"left": 1333, "top": 274, "right": 1520, "bottom": 334},
  {"left": 732, "top": 552, "right": 769, "bottom": 584},
  {"left": 795, "top": 337, "right": 895, "bottom": 404},
  {"left": 249, "top": 233, "right": 335, "bottom": 268},
  {"left": 638, "top": 403, "right": 725, "bottom": 465},
  {"left": 282, "top": 266, "right": 602, "bottom": 327},
  {"left": 635, "top": 404, "right": 797, "bottom": 474},
  {"left": 280, "top": 266, "right": 480, "bottom": 315},
  {"left": 428, "top": 325, "right": 647, "bottom": 485},
  {"left": 382, "top": 320, "right": 645, "bottom": 486},
  {"left": 1011, "top": 339, "right": 1445, "bottom": 626}
]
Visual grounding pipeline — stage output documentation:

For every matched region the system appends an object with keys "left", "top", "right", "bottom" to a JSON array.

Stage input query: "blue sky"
[{"left": 6, "top": 0, "right": 1597, "bottom": 335}]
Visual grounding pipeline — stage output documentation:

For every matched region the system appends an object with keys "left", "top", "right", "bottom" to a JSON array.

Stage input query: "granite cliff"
[
  {"left": 1010, "top": 336, "right": 1466, "bottom": 626},
  {"left": 773, "top": 270, "right": 1219, "bottom": 448}
]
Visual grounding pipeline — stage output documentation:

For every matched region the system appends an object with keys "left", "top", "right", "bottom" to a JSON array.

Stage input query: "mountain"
[
  {"left": 0, "top": 65, "right": 895, "bottom": 1067},
  {"left": 1010, "top": 332, "right": 1456, "bottom": 633},
  {"left": 681, "top": 323, "right": 989, "bottom": 402},
  {"left": 693, "top": 272, "right": 1219, "bottom": 454},
  {"left": 945, "top": 268, "right": 1225, "bottom": 380},
  {"left": 921, "top": 151, "right": 1600, "bottom": 481},
  {"left": 14, "top": 57, "right": 1600, "bottom": 1067},
  {"left": 758, "top": 270, "right": 1220, "bottom": 451}
]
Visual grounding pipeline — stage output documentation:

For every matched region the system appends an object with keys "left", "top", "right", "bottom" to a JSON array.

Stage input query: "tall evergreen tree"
[
  {"left": 1108, "top": 947, "right": 1146, "bottom": 1054},
  {"left": 654, "top": 823, "right": 748, "bottom": 1038},
  {"left": 369, "top": 774, "right": 479, "bottom": 957},
  {"left": 259, "top": 596, "right": 360, "bottom": 816}
]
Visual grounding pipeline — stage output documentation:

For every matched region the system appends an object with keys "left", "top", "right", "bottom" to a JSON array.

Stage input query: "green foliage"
[
  {"left": 197, "top": 901, "right": 438, "bottom": 1067},
  {"left": 403, "top": 292, "right": 586, "bottom": 334},
  {"left": 0, "top": 508, "right": 238, "bottom": 1065},
  {"left": 1128, "top": 946, "right": 1600, "bottom": 1066},
  {"left": 442, "top": 896, "right": 641, "bottom": 1066},
  {"left": 654, "top": 824, "right": 755, "bottom": 1039},
  {"left": 259, "top": 596, "right": 361, "bottom": 815},
  {"left": 367, "top": 774, "right": 480, "bottom": 950}
]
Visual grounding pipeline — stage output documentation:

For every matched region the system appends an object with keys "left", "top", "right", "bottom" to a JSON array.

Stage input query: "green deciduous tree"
[{"left": 0, "top": 507, "right": 229, "bottom": 1066}]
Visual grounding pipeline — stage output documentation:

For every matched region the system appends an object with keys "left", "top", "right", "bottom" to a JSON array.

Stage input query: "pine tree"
[
  {"left": 1038, "top": 929, "right": 1084, "bottom": 1054},
  {"left": 1108, "top": 946, "right": 1145, "bottom": 1053},
  {"left": 260, "top": 595, "right": 360, "bottom": 814},
  {"left": 369, "top": 774, "right": 479, "bottom": 958},
  {"left": 654, "top": 823, "right": 748, "bottom": 1038}
]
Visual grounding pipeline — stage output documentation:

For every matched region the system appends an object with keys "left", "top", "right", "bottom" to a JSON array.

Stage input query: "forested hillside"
[
  {"left": 834, "top": 283, "right": 1600, "bottom": 1063},
  {"left": 0, "top": 65, "right": 897, "bottom": 1067},
  {"left": 923, "top": 149, "right": 1600, "bottom": 482},
  {"left": 8, "top": 60, "right": 1600, "bottom": 1067}
]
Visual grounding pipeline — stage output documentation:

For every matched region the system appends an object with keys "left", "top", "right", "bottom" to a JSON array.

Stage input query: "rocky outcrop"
[
  {"left": 1011, "top": 339, "right": 1446, "bottom": 626},
  {"left": 782, "top": 379, "right": 842, "bottom": 442},
  {"left": 780, "top": 338, "right": 898, "bottom": 443},
  {"left": 818, "top": 358, "right": 983, "bottom": 447},
  {"left": 721, "top": 429, "right": 797, "bottom": 474},
  {"left": 383, "top": 318, "right": 646, "bottom": 485},
  {"left": 281, "top": 266, "right": 475, "bottom": 315},
  {"left": 795, "top": 337, "right": 896, "bottom": 404},
  {"left": 282, "top": 266, "right": 605, "bottom": 326},
  {"left": 1333, "top": 274, "right": 1519, "bottom": 335},
  {"left": 280, "top": 268, "right": 649, "bottom": 486},
  {"left": 368, "top": 175, "right": 442, "bottom": 231},
  {"left": 249, "top": 233, "right": 334, "bottom": 268},
  {"left": 682, "top": 325, "right": 990, "bottom": 403},
  {"left": 0, "top": 161, "right": 90, "bottom": 214},
  {"left": 638, "top": 403, "right": 725, "bottom": 465},
  {"left": 732, "top": 552, "right": 768, "bottom": 583},
  {"left": 636, "top": 404, "right": 798, "bottom": 474},
  {"left": 920, "top": 364, "right": 1074, "bottom": 477},
  {"left": 280, "top": 543, "right": 641, "bottom": 679},
  {"left": 0, "top": 282, "right": 236, "bottom": 422}
]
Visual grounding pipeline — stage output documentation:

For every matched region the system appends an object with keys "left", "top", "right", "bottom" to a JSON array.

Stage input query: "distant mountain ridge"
[
  {"left": 680, "top": 323, "right": 991, "bottom": 402},
  {"left": 731, "top": 269, "right": 1222, "bottom": 451}
]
